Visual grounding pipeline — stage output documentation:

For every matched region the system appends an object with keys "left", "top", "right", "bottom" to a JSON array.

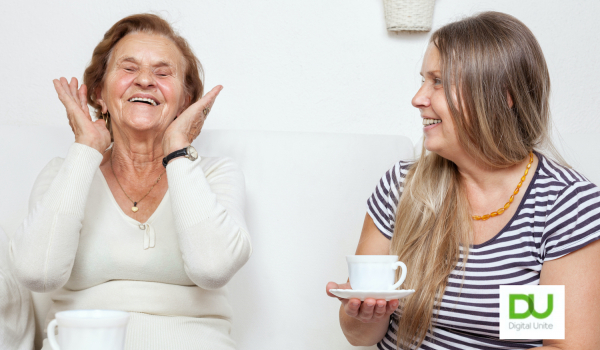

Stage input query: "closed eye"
[{"left": 155, "top": 70, "right": 171, "bottom": 77}]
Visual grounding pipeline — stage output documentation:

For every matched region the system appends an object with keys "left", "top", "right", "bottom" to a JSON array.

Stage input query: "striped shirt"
[{"left": 366, "top": 152, "right": 600, "bottom": 350}]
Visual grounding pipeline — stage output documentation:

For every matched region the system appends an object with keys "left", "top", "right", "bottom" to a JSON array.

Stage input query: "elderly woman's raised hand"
[
  {"left": 162, "top": 85, "right": 223, "bottom": 155},
  {"left": 53, "top": 77, "right": 111, "bottom": 154}
]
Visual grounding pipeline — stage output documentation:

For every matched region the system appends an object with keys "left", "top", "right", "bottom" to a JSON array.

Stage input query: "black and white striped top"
[{"left": 367, "top": 152, "right": 600, "bottom": 350}]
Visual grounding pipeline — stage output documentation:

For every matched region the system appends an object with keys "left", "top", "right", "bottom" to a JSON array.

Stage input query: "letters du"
[{"left": 509, "top": 294, "right": 553, "bottom": 319}]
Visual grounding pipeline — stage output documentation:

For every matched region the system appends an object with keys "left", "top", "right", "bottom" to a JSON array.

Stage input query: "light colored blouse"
[{"left": 9, "top": 143, "right": 252, "bottom": 350}]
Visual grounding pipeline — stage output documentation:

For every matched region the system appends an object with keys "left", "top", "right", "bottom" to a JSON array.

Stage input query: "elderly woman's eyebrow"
[
  {"left": 117, "top": 57, "right": 174, "bottom": 68},
  {"left": 117, "top": 57, "right": 139, "bottom": 64},
  {"left": 154, "top": 61, "right": 175, "bottom": 68}
]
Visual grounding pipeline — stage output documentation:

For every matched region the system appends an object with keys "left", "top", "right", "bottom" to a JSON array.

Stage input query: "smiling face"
[
  {"left": 412, "top": 43, "right": 462, "bottom": 160},
  {"left": 97, "top": 32, "right": 189, "bottom": 137}
]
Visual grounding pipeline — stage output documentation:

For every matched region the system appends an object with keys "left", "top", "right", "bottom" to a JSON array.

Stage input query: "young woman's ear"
[{"left": 507, "top": 91, "right": 514, "bottom": 109}]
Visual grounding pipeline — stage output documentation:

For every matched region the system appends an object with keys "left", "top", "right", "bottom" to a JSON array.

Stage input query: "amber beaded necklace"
[{"left": 472, "top": 152, "right": 534, "bottom": 221}]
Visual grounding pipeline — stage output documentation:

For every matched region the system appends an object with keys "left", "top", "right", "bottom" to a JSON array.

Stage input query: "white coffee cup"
[
  {"left": 47, "top": 309, "right": 130, "bottom": 350},
  {"left": 347, "top": 255, "right": 408, "bottom": 291}
]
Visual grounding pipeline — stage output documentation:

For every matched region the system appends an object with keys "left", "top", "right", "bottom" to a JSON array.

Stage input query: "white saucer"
[{"left": 329, "top": 289, "right": 415, "bottom": 301}]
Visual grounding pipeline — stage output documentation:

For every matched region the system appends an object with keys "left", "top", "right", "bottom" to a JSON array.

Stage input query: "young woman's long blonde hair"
[{"left": 391, "top": 12, "right": 562, "bottom": 349}]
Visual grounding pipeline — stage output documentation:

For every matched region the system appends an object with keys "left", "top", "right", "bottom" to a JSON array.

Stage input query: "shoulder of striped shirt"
[
  {"left": 537, "top": 152, "right": 598, "bottom": 190},
  {"left": 533, "top": 154, "right": 600, "bottom": 230},
  {"left": 387, "top": 160, "right": 416, "bottom": 186},
  {"left": 366, "top": 160, "right": 415, "bottom": 239}
]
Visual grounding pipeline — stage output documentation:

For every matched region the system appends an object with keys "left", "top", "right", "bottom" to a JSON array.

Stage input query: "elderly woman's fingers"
[
  {"left": 78, "top": 84, "right": 90, "bottom": 116},
  {"left": 52, "top": 79, "right": 63, "bottom": 97},
  {"left": 162, "top": 85, "right": 224, "bottom": 153},
  {"left": 59, "top": 77, "right": 73, "bottom": 98},
  {"left": 69, "top": 77, "right": 80, "bottom": 104},
  {"left": 53, "top": 78, "right": 92, "bottom": 141},
  {"left": 203, "top": 85, "right": 223, "bottom": 107},
  {"left": 54, "top": 78, "right": 92, "bottom": 121},
  {"left": 53, "top": 78, "right": 110, "bottom": 153},
  {"left": 52, "top": 79, "right": 77, "bottom": 134},
  {"left": 188, "top": 85, "right": 223, "bottom": 120},
  {"left": 203, "top": 85, "right": 223, "bottom": 101},
  {"left": 56, "top": 78, "right": 78, "bottom": 111},
  {"left": 53, "top": 78, "right": 67, "bottom": 98},
  {"left": 58, "top": 77, "right": 80, "bottom": 104},
  {"left": 53, "top": 79, "right": 76, "bottom": 110}
]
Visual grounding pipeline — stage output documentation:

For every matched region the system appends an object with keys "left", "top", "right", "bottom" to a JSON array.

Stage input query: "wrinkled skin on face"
[
  {"left": 97, "top": 32, "right": 190, "bottom": 143},
  {"left": 52, "top": 31, "right": 222, "bottom": 224}
]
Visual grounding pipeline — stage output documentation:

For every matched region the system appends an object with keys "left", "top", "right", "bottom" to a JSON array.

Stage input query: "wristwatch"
[{"left": 162, "top": 145, "right": 199, "bottom": 167}]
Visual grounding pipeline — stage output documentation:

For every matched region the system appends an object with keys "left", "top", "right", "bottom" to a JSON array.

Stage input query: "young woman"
[{"left": 327, "top": 12, "right": 600, "bottom": 350}]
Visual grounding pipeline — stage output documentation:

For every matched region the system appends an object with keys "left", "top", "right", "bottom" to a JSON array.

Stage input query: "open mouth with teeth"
[
  {"left": 128, "top": 97, "right": 159, "bottom": 106},
  {"left": 423, "top": 118, "right": 441, "bottom": 126}
]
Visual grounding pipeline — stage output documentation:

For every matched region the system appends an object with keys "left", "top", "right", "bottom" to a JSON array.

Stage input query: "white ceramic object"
[
  {"left": 329, "top": 289, "right": 415, "bottom": 301},
  {"left": 46, "top": 310, "right": 129, "bottom": 350},
  {"left": 347, "top": 255, "right": 408, "bottom": 291}
]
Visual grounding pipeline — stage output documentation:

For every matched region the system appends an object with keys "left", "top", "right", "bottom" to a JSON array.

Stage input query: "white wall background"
[
  {"left": 2, "top": 0, "right": 600, "bottom": 145},
  {"left": 2, "top": 0, "right": 600, "bottom": 348}
]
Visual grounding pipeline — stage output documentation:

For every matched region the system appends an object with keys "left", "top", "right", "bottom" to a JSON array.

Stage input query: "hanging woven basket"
[{"left": 383, "top": 0, "right": 436, "bottom": 32}]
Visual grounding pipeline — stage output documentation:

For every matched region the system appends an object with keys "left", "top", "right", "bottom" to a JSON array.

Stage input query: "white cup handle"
[
  {"left": 390, "top": 261, "right": 407, "bottom": 290},
  {"left": 47, "top": 319, "right": 60, "bottom": 350}
]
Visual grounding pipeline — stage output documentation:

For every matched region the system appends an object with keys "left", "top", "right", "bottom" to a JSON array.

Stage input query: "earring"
[{"left": 102, "top": 112, "right": 110, "bottom": 129}]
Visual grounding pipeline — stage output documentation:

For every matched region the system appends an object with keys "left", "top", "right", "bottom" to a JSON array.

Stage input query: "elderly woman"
[
  {"left": 327, "top": 12, "right": 600, "bottom": 350},
  {"left": 9, "top": 14, "right": 251, "bottom": 350}
]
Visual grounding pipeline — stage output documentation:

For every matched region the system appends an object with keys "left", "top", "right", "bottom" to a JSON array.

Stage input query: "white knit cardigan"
[{"left": 9, "top": 143, "right": 252, "bottom": 350}]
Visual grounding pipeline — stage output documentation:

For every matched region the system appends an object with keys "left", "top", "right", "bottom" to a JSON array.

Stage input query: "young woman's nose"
[{"left": 412, "top": 84, "right": 431, "bottom": 109}]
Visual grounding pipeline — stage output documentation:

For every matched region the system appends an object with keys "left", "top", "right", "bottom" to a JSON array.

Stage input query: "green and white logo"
[
  {"left": 500, "top": 285, "right": 564, "bottom": 339},
  {"left": 509, "top": 294, "right": 553, "bottom": 319}
]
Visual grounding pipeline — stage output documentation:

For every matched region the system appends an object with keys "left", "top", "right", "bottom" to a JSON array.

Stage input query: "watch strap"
[{"left": 162, "top": 147, "right": 188, "bottom": 167}]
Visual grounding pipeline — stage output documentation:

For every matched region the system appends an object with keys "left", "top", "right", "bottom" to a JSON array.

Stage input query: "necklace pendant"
[{"left": 131, "top": 206, "right": 139, "bottom": 213}]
